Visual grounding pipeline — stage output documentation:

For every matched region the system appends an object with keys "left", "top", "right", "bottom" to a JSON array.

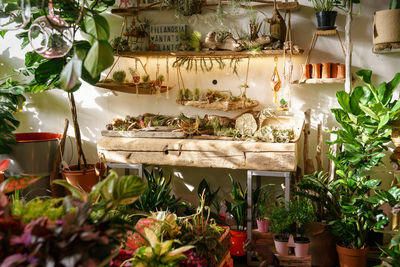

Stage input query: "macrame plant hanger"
[{"left": 281, "top": 9, "right": 293, "bottom": 111}]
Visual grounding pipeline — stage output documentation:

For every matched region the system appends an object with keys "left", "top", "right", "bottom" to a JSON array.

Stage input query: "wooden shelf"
[
  {"left": 373, "top": 42, "right": 400, "bottom": 54},
  {"left": 292, "top": 78, "right": 345, "bottom": 85},
  {"left": 111, "top": 1, "right": 300, "bottom": 17},
  {"left": 95, "top": 81, "right": 173, "bottom": 94},
  {"left": 115, "top": 49, "right": 304, "bottom": 59}
]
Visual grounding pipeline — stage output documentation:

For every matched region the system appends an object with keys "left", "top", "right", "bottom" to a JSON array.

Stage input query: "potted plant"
[
  {"left": 308, "top": 0, "right": 338, "bottom": 30},
  {"left": 1, "top": 1, "right": 116, "bottom": 192},
  {"left": 290, "top": 198, "right": 316, "bottom": 257},
  {"left": 373, "top": 0, "right": 400, "bottom": 45},
  {"left": 253, "top": 184, "right": 274, "bottom": 233},
  {"left": 269, "top": 201, "right": 295, "bottom": 256},
  {"left": 225, "top": 175, "right": 247, "bottom": 257}
]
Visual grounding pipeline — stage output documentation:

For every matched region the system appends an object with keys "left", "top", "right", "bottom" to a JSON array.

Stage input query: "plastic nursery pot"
[
  {"left": 256, "top": 218, "right": 270, "bottom": 233},
  {"left": 308, "top": 222, "right": 339, "bottom": 267},
  {"left": 373, "top": 9, "right": 400, "bottom": 45},
  {"left": 62, "top": 164, "right": 99, "bottom": 193},
  {"left": 294, "top": 237, "right": 310, "bottom": 257},
  {"left": 336, "top": 244, "right": 369, "bottom": 267},
  {"left": 274, "top": 235, "right": 289, "bottom": 256},
  {"left": 230, "top": 230, "right": 247, "bottom": 257},
  {"left": 316, "top": 11, "right": 337, "bottom": 30}
]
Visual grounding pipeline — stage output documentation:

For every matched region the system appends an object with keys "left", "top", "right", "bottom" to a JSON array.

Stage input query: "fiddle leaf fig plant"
[{"left": 328, "top": 70, "right": 400, "bottom": 177}]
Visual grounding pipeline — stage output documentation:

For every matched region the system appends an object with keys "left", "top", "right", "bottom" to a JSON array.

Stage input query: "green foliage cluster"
[
  {"left": 12, "top": 197, "right": 68, "bottom": 223},
  {"left": 225, "top": 175, "right": 247, "bottom": 231},
  {"left": 112, "top": 71, "right": 126, "bottom": 83},
  {"left": 0, "top": 79, "right": 25, "bottom": 154},
  {"left": 252, "top": 184, "right": 275, "bottom": 220}
]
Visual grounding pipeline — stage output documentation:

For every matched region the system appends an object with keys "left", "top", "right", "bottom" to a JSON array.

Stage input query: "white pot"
[{"left": 373, "top": 9, "right": 400, "bottom": 44}]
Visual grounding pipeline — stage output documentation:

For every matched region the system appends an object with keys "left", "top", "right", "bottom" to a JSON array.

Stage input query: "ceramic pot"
[
  {"left": 312, "top": 63, "right": 321, "bottom": 79},
  {"left": 373, "top": 9, "right": 400, "bottom": 45},
  {"left": 316, "top": 11, "right": 337, "bottom": 30},
  {"left": 331, "top": 63, "right": 339, "bottom": 78},
  {"left": 308, "top": 222, "right": 339, "bottom": 267},
  {"left": 274, "top": 235, "right": 289, "bottom": 256},
  {"left": 300, "top": 64, "right": 312, "bottom": 80},
  {"left": 336, "top": 244, "right": 369, "bottom": 267},
  {"left": 256, "top": 218, "right": 270, "bottom": 233},
  {"left": 294, "top": 237, "right": 310, "bottom": 257},
  {"left": 230, "top": 230, "right": 247, "bottom": 256},
  {"left": 62, "top": 164, "right": 99, "bottom": 193},
  {"left": 321, "top": 62, "right": 331, "bottom": 79},
  {"left": 337, "top": 64, "right": 346, "bottom": 79}
]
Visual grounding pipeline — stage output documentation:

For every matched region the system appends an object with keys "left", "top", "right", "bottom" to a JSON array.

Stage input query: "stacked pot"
[{"left": 301, "top": 62, "right": 345, "bottom": 81}]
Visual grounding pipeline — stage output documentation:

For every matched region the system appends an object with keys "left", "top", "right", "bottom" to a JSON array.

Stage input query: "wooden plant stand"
[{"left": 278, "top": 255, "right": 312, "bottom": 267}]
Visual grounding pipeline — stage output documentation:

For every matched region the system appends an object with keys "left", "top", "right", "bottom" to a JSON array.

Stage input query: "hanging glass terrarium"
[
  {"left": 270, "top": 56, "right": 281, "bottom": 104},
  {"left": 0, "top": 0, "right": 31, "bottom": 31},
  {"left": 28, "top": 0, "right": 73, "bottom": 58}
]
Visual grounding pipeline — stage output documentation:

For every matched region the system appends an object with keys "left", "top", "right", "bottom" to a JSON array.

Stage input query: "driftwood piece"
[
  {"left": 315, "top": 123, "right": 323, "bottom": 172},
  {"left": 176, "top": 98, "right": 259, "bottom": 111},
  {"left": 101, "top": 130, "right": 185, "bottom": 138},
  {"left": 96, "top": 81, "right": 172, "bottom": 95},
  {"left": 328, "top": 127, "right": 338, "bottom": 182},
  {"left": 203, "top": 32, "right": 244, "bottom": 52},
  {"left": 97, "top": 137, "right": 299, "bottom": 171},
  {"left": 278, "top": 255, "right": 312, "bottom": 267},
  {"left": 303, "top": 109, "right": 314, "bottom": 175},
  {"left": 50, "top": 119, "right": 69, "bottom": 197}
]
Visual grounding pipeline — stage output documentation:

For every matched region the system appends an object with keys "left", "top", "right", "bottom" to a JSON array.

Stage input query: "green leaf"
[
  {"left": 52, "top": 180, "right": 88, "bottom": 201},
  {"left": 60, "top": 55, "right": 82, "bottom": 92},
  {"left": 350, "top": 86, "right": 366, "bottom": 114},
  {"left": 356, "top": 69, "right": 372, "bottom": 85},
  {"left": 25, "top": 51, "right": 44, "bottom": 67},
  {"left": 359, "top": 104, "right": 379, "bottom": 121},
  {"left": 378, "top": 112, "right": 390, "bottom": 130},
  {"left": 34, "top": 58, "right": 64, "bottom": 84},
  {"left": 0, "top": 30, "right": 6, "bottom": 38},
  {"left": 336, "top": 91, "right": 352, "bottom": 113},
  {"left": 83, "top": 40, "right": 114, "bottom": 78},
  {"left": 84, "top": 14, "right": 110, "bottom": 42},
  {"left": 364, "top": 179, "right": 381, "bottom": 189}
]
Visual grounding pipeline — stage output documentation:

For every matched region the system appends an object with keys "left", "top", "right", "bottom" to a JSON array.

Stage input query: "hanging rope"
[
  {"left": 242, "top": 56, "right": 251, "bottom": 98},
  {"left": 166, "top": 56, "right": 170, "bottom": 99}
]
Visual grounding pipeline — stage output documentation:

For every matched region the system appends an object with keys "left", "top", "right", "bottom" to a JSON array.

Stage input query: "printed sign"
[{"left": 149, "top": 24, "right": 187, "bottom": 51}]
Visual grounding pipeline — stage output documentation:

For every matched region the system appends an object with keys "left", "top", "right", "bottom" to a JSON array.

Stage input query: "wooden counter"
[{"left": 97, "top": 137, "right": 299, "bottom": 172}]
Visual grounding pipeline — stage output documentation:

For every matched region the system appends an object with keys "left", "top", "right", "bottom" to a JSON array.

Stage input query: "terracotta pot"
[
  {"left": 300, "top": 64, "right": 312, "bottom": 80},
  {"left": 373, "top": 9, "right": 400, "bottom": 45},
  {"left": 274, "top": 235, "right": 289, "bottom": 256},
  {"left": 294, "top": 237, "right": 310, "bottom": 257},
  {"left": 337, "top": 64, "right": 346, "bottom": 79},
  {"left": 0, "top": 172, "right": 3, "bottom": 184},
  {"left": 321, "top": 63, "right": 331, "bottom": 79},
  {"left": 62, "top": 164, "right": 99, "bottom": 193},
  {"left": 336, "top": 244, "right": 369, "bottom": 267},
  {"left": 230, "top": 230, "right": 247, "bottom": 257},
  {"left": 307, "top": 222, "right": 339, "bottom": 267},
  {"left": 256, "top": 218, "right": 270, "bottom": 233},
  {"left": 312, "top": 63, "right": 321, "bottom": 79},
  {"left": 331, "top": 63, "right": 339, "bottom": 78}
]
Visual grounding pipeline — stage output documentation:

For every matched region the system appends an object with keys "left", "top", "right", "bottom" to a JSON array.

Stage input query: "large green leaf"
[
  {"left": 350, "top": 86, "right": 366, "bottom": 114},
  {"left": 83, "top": 40, "right": 114, "bottom": 78},
  {"left": 337, "top": 91, "right": 352, "bottom": 113},
  {"left": 356, "top": 69, "right": 372, "bottom": 85},
  {"left": 34, "top": 58, "right": 64, "bottom": 84},
  {"left": 60, "top": 55, "right": 82, "bottom": 92},
  {"left": 84, "top": 14, "right": 110, "bottom": 42},
  {"left": 380, "top": 73, "right": 400, "bottom": 105},
  {"left": 359, "top": 104, "right": 379, "bottom": 121},
  {"left": 25, "top": 51, "right": 44, "bottom": 67}
]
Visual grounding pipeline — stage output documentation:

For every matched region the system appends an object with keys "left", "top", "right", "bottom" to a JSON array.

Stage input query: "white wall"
[{"left": 0, "top": 0, "right": 399, "bottom": 204}]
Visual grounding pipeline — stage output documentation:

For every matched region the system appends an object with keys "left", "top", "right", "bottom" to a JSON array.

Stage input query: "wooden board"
[
  {"left": 293, "top": 78, "right": 345, "bottom": 84},
  {"left": 97, "top": 137, "right": 299, "bottom": 171},
  {"left": 277, "top": 255, "right": 312, "bottom": 267},
  {"left": 95, "top": 82, "right": 172, "bottom": 95},
  {"left": 101, "top": 130, "right": 185, "bottom": 138},
  {"left": 373, "top": 42, "right": 400, "bottom": 54},
  {"left": 176, "top": 99, "right": 259, "bottom": 111},
  {"left": 115, "top": 49, "right": 304, "bottom": 59}
]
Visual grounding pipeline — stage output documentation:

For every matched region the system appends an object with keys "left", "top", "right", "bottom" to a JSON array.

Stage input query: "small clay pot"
[
  {"left": 321, "top": 62, "right": 331, "bottom": 79},
  {"left": 331, "top": 63, "right": 339, "bottom": 78},
  {"left": 62, "top": 164, "right": 99, "bottom": 193},
  {"left": 300, "top": 64, "right": 312, "bottom": 81},
  {"left": 294, "top": 237, "right": 310, "bottom": 257},
  {"left": 337, "top": 64, "right": 346, "bottom": 79},
  {"left": 312, "top": 63, "right": 322, "bottom": 79},
  {"left": 274, "top": 235, "right": 289, "bottom": 256},
  {"left": 256, "top": 218, "right": 270, "bottom": 233}
]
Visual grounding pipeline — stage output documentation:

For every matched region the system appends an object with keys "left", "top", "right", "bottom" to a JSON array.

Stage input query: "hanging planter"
[
  {"left": 62, "top": 164, "right": 99, "bottom": 193},
  {"left": 373, "top": 1, "right": 400, "bottom": 45}
]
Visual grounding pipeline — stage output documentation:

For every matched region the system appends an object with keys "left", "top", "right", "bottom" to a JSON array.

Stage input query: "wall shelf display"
[
  {"left": 177, "top": 98, "right": 259, "bottom": 111},
  {"left": 115, "top": 49, "right": 304, "bottom": 59},
  {"left": 293, "top": 78, "right": 345, "bottom": 84},
  {"left": 373, "top": 42, "right": 400, "bottom": 54},
  {"left": 95, "top": 81, "right": 172, "bottom": 95},
  {"left": 110, "top": 0, "right": 301, "bottom": 17}
]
